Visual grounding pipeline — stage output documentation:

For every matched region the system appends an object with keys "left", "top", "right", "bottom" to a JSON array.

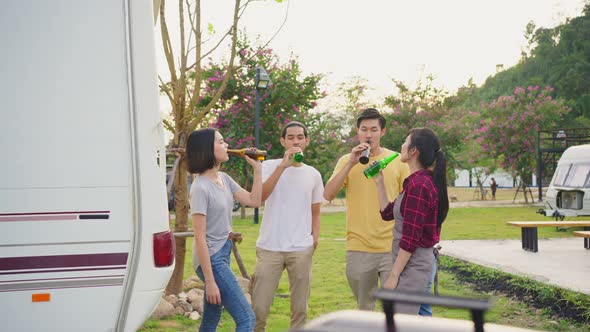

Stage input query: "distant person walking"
[
  {"left": 490, "top": 178, "right": 498, "bottom": 200},
  {"left": 372, "top": 127, "right": 449, "bottom": 315}
]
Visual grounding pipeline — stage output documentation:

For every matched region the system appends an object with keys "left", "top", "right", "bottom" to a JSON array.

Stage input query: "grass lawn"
[{"left": 140, "top": 206, "right": 590, "bottom": 332}]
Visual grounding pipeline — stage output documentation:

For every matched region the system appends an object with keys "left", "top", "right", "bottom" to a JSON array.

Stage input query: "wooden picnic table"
[
  {"left": 573, "top": 230, "right": 590, "bottom": 250},
  {"left": 507, "top": 221, "right": 590, "bottom": 252}
]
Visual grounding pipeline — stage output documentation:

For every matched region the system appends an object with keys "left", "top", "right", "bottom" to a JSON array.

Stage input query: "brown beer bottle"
[{"left": 227, "top": 148, "right": 267, "bottom": 161}]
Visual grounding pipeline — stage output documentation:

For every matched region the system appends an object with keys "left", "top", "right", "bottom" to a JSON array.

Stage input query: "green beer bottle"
[
  {"left": 293, "top": 152, "right": 304, "bottom": 163},
  {"left": 363, "top": 152, "right": 400, "bottom": 179}
]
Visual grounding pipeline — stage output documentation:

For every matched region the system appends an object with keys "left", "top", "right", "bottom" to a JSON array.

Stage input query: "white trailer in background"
[
  {"left": 540, "top": 144, "right": 590, "bottom": 219},
  {"left": 0, "top": 1, "right": 174, "bottom": 331}
]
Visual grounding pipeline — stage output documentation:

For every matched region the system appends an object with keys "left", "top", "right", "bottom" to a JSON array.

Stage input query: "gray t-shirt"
[{"left": 190, "top": 172, "right": 240, "bottom": 270}]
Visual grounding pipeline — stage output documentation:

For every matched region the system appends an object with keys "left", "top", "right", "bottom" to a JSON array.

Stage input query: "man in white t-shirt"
[{"left": 251, "top": 121, "right": 324, "bottom": 332}]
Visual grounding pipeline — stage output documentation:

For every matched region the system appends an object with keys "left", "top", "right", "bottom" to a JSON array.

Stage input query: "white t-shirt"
[{"left": 256, "top": 159, "right": 324, "bottom": 252}]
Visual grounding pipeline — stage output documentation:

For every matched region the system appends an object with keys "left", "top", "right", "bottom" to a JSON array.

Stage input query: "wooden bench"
[
  {"left": 507, "top": 221, "right": 590, "bottom": 252},
  {"left": 573, "top": 231, "right": 590, "bottom": 250}
]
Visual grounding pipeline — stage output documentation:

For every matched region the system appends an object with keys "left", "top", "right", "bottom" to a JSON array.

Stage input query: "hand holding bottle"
[
  {"left": 359, "top": 140, "right": 371, "bottom": 164},
  {"left": 363, "top": 152, "right": 400, "bottom": 179},
  {"left": 348, "top": 142, "right": 371, "bottom": 166},
  {"left": 369, "top": 161, "right": 384, "bottom": 183},
  {"left": 243, "top": 153, "right": 262, "bottom": 172},
  {"left": 279, "top": 147, "right": 303, "bottom": 168}
]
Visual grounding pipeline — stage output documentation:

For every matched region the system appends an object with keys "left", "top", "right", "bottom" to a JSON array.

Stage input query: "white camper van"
[
  {"left": 541, "top": 144, "right": 590, "bottom": 219},
  {"left": 0, "top": 1, "right": 174, "bottom": 331}
]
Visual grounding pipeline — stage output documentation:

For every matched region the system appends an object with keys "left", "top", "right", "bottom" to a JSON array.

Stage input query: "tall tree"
[
  {"left": 381, "top": 75, "right": 469, "bottom": 178},
  {"left": 158, "top": 0, "right": 242, "bottom": 295},
  {"left": 479, "top": 86, "right": 570, "bottom": 202},
  {"left": 206, "top": 38, "right": 346, "bottom": 186},
  {"left": 463, "top": 5, "right": 590, "bottom": 127}
]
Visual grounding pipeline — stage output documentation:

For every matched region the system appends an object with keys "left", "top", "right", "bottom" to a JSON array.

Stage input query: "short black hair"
[
  {"left": 186, "top": 128, "right": 217, "bottom": 174},
  {"left": 281, "top": 121, "right": 308, "bottom": 138},
  {"left": 356, "top": 108, "right": 386, "bottom": 129}
]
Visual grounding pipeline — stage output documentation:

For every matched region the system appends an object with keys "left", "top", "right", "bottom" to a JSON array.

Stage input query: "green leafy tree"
[
  {"left": 381, "top": 75, "right": 470, "bottom": 180},
  {"left": 203, "top": 37, "right": 345, "bottom": 190},
  {"left": 158, "top": 0, "right": 283, "bottom": 294},
  {"left": 462, "top": 5, "right": 590, "bottom": 127},
  {"left": 332, "top": 77, "right": 377, "bottom": 134},
  {"left": 445, "top": 80, "right": 498, "bottom": 191}
]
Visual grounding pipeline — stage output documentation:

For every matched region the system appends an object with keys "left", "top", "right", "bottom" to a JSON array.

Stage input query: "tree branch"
[
  {"left": 158, "top": 75, "right": 175, "bottom": 105},
  {"left": 159, "top": 0, "right": 177, "bottom": 83},
  {"left": 185, "top": 0, "right": 250, "bottom": 71},
  {"left": 163, "top": 119, "right": 175, "bottom": 133},
  {"left": 219, "top": 0, "right": 290, "bottom": 74},
  {"left": 186, "top": 0, "right": 204, "bottom": 123},
  {"left": 188, "top": 0, "right": 241, "bottom": 130}
]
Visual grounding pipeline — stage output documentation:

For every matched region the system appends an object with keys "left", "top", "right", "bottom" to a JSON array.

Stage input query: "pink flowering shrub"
[{"left": 479, "top": 86, "right": 569, "bottom": 184}]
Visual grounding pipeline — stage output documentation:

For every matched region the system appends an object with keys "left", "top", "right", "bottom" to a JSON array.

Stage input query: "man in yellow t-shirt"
[{"left": 324, "top": 108, "right": 410, "bottom": 310}]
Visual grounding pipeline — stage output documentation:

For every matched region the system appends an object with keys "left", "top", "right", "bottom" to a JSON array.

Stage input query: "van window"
[
  {"left": 564, "top": 164, "right": 590, "bottom": 188},
  {"left": 553, "top": 164, "right": 571, "bottom": 186}
]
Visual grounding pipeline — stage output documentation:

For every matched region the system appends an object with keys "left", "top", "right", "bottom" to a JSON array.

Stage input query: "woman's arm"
[
  {"left": 233, "top": 156, "right": 262, "bottom": 207},
  {"left": 192, "top": 213, "right": 221, "bottom": 305},
  {"left": 372, "top": 172, "right": 391, "bottom": 212},
  {"left": 383, "top": 248, "right": 412, "bottom": 289}
]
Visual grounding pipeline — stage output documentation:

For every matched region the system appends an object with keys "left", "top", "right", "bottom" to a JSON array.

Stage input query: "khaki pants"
[
  {"left": 346, "top": 251, "right": 393, "bottom": 310},
  {"left": 251, "top": 246, "right": 314, "bottom": 332}
]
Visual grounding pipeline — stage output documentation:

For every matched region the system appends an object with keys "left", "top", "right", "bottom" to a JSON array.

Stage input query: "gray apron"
[{"left": 391, "top": 192, "right": 435, "bottom": 315}]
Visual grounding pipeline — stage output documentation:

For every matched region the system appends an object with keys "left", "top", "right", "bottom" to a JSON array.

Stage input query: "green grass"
[
  {"left": 139, "top": 207, "right": 590, "bottom": 332},
  {"left": 443, "top": 206, "right": 588, "bottom": 240}
]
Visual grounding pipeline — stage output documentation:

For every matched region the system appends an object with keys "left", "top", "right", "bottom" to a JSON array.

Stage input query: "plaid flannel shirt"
[{"left": 380, "top": 169, "right": 440, "bottom": 252}]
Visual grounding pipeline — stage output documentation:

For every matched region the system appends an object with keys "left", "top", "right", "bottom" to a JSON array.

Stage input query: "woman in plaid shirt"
[{"left": 372, "top": 127, "right": 449, "bottom": 315}]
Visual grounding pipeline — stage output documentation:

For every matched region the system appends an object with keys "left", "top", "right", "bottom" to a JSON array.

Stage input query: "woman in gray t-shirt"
[{"left": 186, "top": 128, "right": 262, "bottom": 332}]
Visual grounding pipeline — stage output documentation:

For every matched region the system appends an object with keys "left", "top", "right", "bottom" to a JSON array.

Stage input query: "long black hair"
[
  {"left": 408, "top": 128, "right": 449, "bottom": 226},
  {"left": 186, "top": 128, "right": 218, "bottom": 174}
]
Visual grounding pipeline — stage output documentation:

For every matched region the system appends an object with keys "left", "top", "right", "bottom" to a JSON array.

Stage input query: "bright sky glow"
[{"left": 156, "top": 0, "right": 586, "bottom": 105}]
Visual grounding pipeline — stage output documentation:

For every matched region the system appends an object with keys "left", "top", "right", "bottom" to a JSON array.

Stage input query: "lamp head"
[{"left": 255, "top": 66, "right": 271, "bottom": 89}]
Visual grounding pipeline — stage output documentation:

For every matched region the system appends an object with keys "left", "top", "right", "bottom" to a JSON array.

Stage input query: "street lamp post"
[{"left": 253, "top": 66, "right": 271, "bottom": 224}]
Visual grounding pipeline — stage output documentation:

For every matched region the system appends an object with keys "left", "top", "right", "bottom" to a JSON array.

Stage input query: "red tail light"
[{"left": 153, "top": 230, "right": 175, "bottom": 267}]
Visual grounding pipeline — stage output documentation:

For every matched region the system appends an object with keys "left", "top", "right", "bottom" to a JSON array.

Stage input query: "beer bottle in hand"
[
  {"left": 363, "top": 152, "right": 400, "bottom": 179},
  {"left": 293, "top": 152, "right": 304, "bottom": 163},
  {"left": 227, "top": 148, "right": 267, "bottom": 161},
  {"left": 359, "top": 141, "right": 371, "bottom": 164}
]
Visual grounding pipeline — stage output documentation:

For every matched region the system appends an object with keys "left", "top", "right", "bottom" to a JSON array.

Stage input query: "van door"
[{"left": 0, "top": 1, "right": 147, "bottom": 331}]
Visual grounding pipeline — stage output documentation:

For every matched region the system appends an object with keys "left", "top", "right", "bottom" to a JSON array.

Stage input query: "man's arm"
[
  {"left": 261, "top": 148, "right": 298, "bottom": 202},
  {"left": 323, "top": 163, "right": 352, "bottom": 201},
  {"left": 324, "top": 144, "right": 367, "bottom": 201},
  {"left": 261, "top": 164, "right": 286, "bottom": 202},
  {"left": 311, "top": 202, "right": 321, "bottom": 249}
]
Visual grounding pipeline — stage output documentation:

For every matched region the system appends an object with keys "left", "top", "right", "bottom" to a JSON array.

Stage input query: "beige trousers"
[
  {"left": 251, "top": 246, "right": 314, "bottom": 332},
  {"left": 346, "top": 251, "right": 393, "bottom": 311}
]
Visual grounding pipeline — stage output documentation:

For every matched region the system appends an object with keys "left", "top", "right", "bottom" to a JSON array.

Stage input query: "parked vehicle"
[
  {"left": 166, "top": 171, "right": 192, "bottom": 211},
  {"left": 0, "top": 2, "right": 174, "bottom": 331},
  {"left": 539, "top": 144, "right": 590, "bottom": 219}
]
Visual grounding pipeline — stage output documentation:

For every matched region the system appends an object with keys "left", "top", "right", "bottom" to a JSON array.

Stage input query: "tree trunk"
[
  {"left": 166, "top": 157, "right": 190, "bottom": 295},
  {"left": 522, "top": 180, "right": 529, "bottom": 204}
]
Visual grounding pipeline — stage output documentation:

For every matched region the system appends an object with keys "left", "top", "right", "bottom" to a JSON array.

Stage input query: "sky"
[{"left": 156, "top": 0, "right": 587, "bottom": 108}]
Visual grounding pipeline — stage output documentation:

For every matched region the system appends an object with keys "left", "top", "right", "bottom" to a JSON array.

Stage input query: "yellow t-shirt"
[{"left": 329, "top": 148, "right": 410, "bottom": 253}]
